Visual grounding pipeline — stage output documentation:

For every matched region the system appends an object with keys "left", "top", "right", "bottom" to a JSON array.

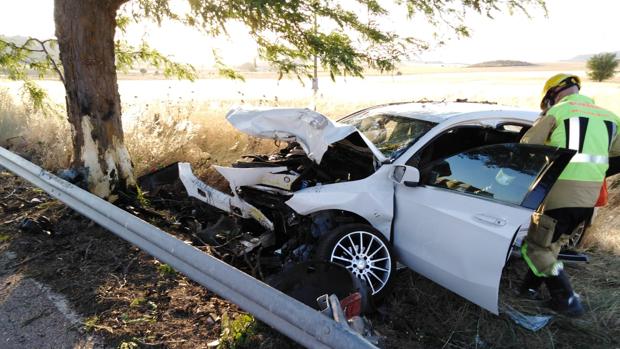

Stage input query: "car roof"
[{"left": 360, "top": 101, "right": 540, "bottom": 124}]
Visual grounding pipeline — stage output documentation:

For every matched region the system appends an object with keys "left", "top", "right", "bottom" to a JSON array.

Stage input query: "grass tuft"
[
  {"left": 157, "top": 263, "right": 176, "bottom": 277},
  {"left": 219, "top": 313, "right": 258, "bottom": 349}
]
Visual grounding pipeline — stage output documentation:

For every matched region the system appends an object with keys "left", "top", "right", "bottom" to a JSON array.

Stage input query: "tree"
[
  {"left": 587, "top": 52, "right": 618, "bottom": 82},
  {"left": 4, "top": 0, "right": 547, "bottom": 200}
]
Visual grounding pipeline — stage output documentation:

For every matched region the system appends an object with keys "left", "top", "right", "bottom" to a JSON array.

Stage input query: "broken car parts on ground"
[{"left": 140, "top": 102, "right": 585, "bottom": 315}]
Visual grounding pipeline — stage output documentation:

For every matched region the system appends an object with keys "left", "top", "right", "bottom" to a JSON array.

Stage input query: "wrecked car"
[{"left": 140, "top": 102, "right": 578, "bottom": 315}]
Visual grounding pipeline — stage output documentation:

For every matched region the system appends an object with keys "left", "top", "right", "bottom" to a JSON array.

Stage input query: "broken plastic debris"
[
  {"left": 57, "top": 167, "right": 88, "bottom": 189},
  {"left": 502, "top": 305, "right": 553, "bottom": 332}
]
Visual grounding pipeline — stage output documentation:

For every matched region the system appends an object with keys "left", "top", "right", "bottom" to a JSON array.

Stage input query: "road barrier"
[{"left": 0, "top": 146, "right": 377, "bottom": 349}]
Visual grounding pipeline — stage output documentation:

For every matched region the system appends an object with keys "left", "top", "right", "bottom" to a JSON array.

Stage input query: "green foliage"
[
  {"left": 0, "top": 26, "right": 196, "bottom": 113},
  {"left": 21, "top": 80, "right": 48, "bottom": 111},
  {"left": 135, "top": 185, "right": 150, "bottom": 207},
  {"left": 0, "top": 37, "right": 61, "bottom": 112},
  {"left": 587, "top": 52, "right": 618, "bottom": 82},
  {"left": 129, "top": 297, "right": 147, "bottom": 308},
  {"left": 129, "top": 0, "right": 546, "bottom": 80},
  {"left": 116, "top": 15, "right": 132, "bottom": 33},
  {"left": 83, "top": 315, "right": 100, "bottom": 332},
  {"left": 2, "top": 0, "right": 547, "bottom": 113},
  {"left": 115, "top": 39, "right": 197, "bottom": 81},
  {"left": 118, "top": 341, "right": 139, "bottom": 349},
  {"left": 213, "top": 50, "right": 246, "bottom": 81},
  {"left": 157, "top": 263, "right": 176, "bottom": 277},
  {"left": 219, "top": 313, "right": 258, "bottom": 349}
]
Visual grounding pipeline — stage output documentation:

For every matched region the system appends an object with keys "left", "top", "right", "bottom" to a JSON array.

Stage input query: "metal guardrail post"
[{"left": 0, "top": 146, "right": 377, "bottom": 349}]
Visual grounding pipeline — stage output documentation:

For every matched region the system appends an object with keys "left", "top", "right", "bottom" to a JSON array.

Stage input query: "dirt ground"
[
  {"left": 0, "top": 171, "right": 293, "bottom": 348},
  {"left": 0, "top": 170, "right": 618, "bottom": 349}
]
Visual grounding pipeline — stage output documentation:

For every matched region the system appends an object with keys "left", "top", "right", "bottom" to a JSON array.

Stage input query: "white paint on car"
[{"left": 227, "top": 107, "right": 386, "bottom": 163}]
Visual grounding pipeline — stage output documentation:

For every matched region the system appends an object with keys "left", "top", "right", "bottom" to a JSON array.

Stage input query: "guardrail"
[{"left": 0, "top": 146, "right": 377, "bottom": 349}]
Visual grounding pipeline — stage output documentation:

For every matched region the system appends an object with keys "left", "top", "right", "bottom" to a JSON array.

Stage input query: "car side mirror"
[{"left": 391, "top": 165, "right": 420, "bottom": 187}]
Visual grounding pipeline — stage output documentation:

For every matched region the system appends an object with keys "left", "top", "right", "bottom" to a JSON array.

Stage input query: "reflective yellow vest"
[{"left": 546, "top": 94, "right": 619, "bottom": 182}]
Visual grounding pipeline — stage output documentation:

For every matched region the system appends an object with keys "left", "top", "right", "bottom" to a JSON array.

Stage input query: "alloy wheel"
[{"left": 329, "top": 230, "right": 392, "bottom": 295}]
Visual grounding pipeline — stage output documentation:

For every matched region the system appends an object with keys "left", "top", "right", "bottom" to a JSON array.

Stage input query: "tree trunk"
[{"left": 54, "top": 0, "right": 133, "bottom": 200}]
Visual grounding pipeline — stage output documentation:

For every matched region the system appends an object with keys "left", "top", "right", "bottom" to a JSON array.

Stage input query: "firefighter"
[{"left": 519, "top": 73, "right": 620, "bottom": 316}]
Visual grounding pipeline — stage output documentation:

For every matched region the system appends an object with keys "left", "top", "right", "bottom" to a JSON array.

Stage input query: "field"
[
  {"left": 3, "top": 62, "right": 620, "bottom": 173},
  {"left": 1, "top": 63, "right": 619, "bottom": 348}
]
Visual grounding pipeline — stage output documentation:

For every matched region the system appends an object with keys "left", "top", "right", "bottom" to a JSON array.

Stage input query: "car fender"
[{"left": 285, "top": 165, "right": 394, "bottom": 238}]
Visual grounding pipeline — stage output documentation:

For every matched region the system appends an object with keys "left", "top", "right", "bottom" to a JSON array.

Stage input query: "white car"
[{"left": 143, "top": 102, "right": 575, "bottom": 314}]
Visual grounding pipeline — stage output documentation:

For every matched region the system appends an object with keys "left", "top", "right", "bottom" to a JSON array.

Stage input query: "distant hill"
[
  {"left": 468, "top": 60, "right": 535, "bottom": 68},
  {"left": 0, "top": 35, "right": 59, "bottom": 60},
  {"left": 567, "top": 51, "right": 620, "bottom": 62}
]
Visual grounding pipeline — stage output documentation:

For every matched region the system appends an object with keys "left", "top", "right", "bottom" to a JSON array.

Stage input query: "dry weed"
[
  {"left": 125, "top": 99, "right": 202, "bottom": 176},
  {"left": 0, "top": 88, "right": 71, "bottom": 170},
  {"left": 582, "top": 174, "right": 620, "bottom": 254}
]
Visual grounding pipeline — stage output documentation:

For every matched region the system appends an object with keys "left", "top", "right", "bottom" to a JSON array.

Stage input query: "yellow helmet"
[{"left": 540, "top": 73, "right": 581, "bottom": 110}]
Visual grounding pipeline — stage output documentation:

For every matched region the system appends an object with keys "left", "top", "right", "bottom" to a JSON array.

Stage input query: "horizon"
[{"left": 0, "top": 0, "right": 619, "bottom": 68}]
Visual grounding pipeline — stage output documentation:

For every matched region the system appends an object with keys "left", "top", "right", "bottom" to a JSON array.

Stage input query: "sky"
[{"left": 0, "top": 0, "right": 618, "bottom": 66}]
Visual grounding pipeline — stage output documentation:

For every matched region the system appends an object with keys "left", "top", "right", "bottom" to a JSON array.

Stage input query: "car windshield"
[{"left": 340, "top": 113, "right": 437, "bottom": 158}]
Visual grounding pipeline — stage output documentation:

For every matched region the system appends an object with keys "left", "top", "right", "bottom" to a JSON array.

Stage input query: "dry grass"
[
  {"left": 376, "top": 250, "right": 620, "bottom": 349},
  {"left": 124, "top": 98, "right": 280, "bottom": 177},
  {"left": 123, "top": 95, "right": 373, "bottom": 177},
  {"left": 0, "top": 88, "right": 71, "bottom": 170},
  {"left": 581, "top": 176, "right": 620, "bottom": 255}
]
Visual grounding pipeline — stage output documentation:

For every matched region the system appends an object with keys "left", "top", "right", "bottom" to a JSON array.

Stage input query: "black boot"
[
  {"left": 519, "top": 269, "right": 544, "bottom": 300},
  {"left": 544, "top": 269, "right": 584, "bottom": 317}
]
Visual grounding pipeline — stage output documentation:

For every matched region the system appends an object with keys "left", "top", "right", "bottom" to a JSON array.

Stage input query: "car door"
[{"left": 392, "top": 143, "right": 574, "bottom": 314}]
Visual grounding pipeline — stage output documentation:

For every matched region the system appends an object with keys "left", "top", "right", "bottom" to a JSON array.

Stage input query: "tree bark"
[{"left": 54, "top": 0, "right": 134, "bottom": 200}]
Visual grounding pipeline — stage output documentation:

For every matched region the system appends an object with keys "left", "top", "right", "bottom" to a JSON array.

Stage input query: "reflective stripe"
[
  {"left": 521, "top": 242, "right": 564, "bottom": 278},
  {"left": 547, "top": 95, "right": 618, "bottom": 182},
  {"left": 550, "top": 261, "right": 564, "bottom": 276},
  {"left": 521, "top": 243, "right": 546, "bottom": 277},
  {"left": 568, "top": 117, "right": 580, "bottom": 150},
  {"left": 570, "top": 153, "right": 608, "bottom": 164}
]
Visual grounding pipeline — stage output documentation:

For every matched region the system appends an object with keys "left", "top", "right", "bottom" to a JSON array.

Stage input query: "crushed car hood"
[{"left": 227, "top": 107, "right": 386, "bottom": 164}]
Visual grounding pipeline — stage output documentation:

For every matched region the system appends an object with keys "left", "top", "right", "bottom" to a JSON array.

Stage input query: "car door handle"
[{"left": 473, "top": 214, "right": 507, "bottom": 226}]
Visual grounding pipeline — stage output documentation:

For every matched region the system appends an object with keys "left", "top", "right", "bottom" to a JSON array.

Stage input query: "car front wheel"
[{"left": 315, "top": 224, "right": 396, "bottom": 300}]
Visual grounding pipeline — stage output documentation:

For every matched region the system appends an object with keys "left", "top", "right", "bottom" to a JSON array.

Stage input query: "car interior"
[{"left": 407, "top": 123, "right": 530, "bottom": 170}]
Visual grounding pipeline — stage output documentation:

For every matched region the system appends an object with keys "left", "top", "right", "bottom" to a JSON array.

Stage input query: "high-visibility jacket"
[
  {"left": 521, "top": 94, "right": 620, "bottom": 210},
  {"left": 547, "top": 94, "right": 617, "bottom": 182}
]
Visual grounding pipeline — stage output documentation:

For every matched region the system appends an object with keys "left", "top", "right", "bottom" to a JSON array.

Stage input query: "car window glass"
[
  {"left": 340, "top": 114, "right": 436, "bottom": 158},
  {"left": 407, "top": 125, "right": 524, "bottom": 168},
  {"left": 420, "top": 144, "right": 550, "bottom": 205}
]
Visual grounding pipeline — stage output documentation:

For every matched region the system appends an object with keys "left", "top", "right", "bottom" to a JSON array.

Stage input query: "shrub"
[{"left": 587, "top": 53, "right": 618, "bottom": 82}]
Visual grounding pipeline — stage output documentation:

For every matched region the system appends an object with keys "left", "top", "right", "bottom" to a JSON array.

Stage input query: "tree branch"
[
  {"left": 0, "top": 37, "right": 65, "bottom": 84},
  {"left": 27, "top": 37, "right": 66, "bottom": 85}
]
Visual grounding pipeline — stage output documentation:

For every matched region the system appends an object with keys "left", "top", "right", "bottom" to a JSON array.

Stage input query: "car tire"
[{"left": 315, "top": 223, "right": 396, "bottom": 301}]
